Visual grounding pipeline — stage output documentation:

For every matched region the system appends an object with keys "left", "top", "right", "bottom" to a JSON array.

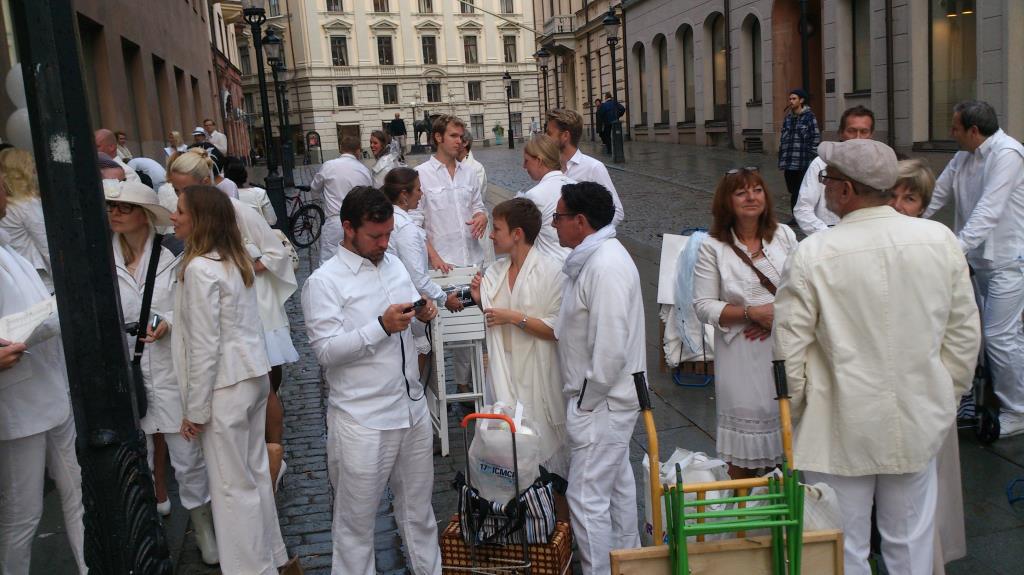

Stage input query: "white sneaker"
[{"left": 998, "top": 411, "right": 1024, "bottom": 438}]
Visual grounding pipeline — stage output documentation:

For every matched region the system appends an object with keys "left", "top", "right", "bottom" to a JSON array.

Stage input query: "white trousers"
[
  {"left": 974, "top": 262, "right": 1024, "bottom": 413},
  {"left": 566, "top": 401, "right": 641, "bottom": 575},
  {"left": 201, "top": 375, "right": 287, "bottom": 575},
  {"left": 146, "top": 432, "right": 210, "bottom": 510},
  {"left": 327, "top": 408, "right": 440, "bottom": 575},
  {"left": 805, "top": 459, "right": 937, "bottom": 575},
  {"left": 319, "top": 217, "right": 342, "bottom": 267},
  {"left": 0, "top": 413, "right": 86, "bottom": 575}
]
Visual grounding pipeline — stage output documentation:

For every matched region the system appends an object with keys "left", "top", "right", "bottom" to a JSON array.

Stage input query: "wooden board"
[{"left": 610, "top": 530, "right": 844, "bottom": 575}]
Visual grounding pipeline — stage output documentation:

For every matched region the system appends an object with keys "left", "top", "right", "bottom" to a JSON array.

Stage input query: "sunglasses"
[
  {"left": 106, "top": 201, "right": 138, "bottom": 215},
  {"left": 726, "top": 166, "right": 760, "bottom": 175},
  {"left": 551, "top": 212, "right": 578, "bottom": 221}
]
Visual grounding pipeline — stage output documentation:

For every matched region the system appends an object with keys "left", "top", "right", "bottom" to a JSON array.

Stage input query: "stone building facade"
[
  {"left": 210, "top": 1, "right": 251, "bottom": 159},
  {"left": 238, "top": 0, "right": 542, "bottom": 161}
]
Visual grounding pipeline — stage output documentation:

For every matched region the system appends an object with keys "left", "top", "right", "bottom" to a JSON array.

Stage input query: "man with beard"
[{"left": 301, "top": 187, "right": 441, "bottom": 575}]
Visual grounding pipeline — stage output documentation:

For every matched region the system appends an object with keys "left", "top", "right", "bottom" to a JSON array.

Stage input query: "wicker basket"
[{"left": 440, "top": 514, "right": 573, "bottom": 574}]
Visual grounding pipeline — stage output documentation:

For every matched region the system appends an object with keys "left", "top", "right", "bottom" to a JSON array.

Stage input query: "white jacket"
[
  {"left": 238, "top": 186, "right": 277, "bottom": 226},
  {"left": 231, "top": 198, "right": 297, "bottom": 333},
  {"left": 773, "top": 206, "right": 980, "bottom": 476},
  {"left": 0, "top": 197, "right": 52, "bottom": 291},
  {"left": 173, "top": 252, "right": 270, "bottom": 425},
  {"left": 113, "top": 231, "right": 182, "bottom": 434},
  {"left": 517, "top": 171, "right": 574, "bottom": 263},
  {"left": 556, "top": 236, "right": 645, "bottom": 411}
]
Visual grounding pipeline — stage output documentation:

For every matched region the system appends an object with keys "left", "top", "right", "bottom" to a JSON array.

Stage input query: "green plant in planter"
[{"left": 492, "top": 123, "right": 505, "bottom": 137}]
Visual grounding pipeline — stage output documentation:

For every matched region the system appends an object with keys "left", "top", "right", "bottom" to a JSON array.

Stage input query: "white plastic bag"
[
  {"left": 642, "top": 448, "right": 732, "bottom": 545},
  {"left": 744, "top": 469, "right": 843, "bottom": 536},
  {"left": 467, "top": 402, "right": 542, "bottom": 503}
]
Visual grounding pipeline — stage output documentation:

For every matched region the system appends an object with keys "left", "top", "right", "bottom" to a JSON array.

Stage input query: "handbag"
[
  {"left": 728, "top": 243, "right": 777, "bottom": 295},
  {"left": 131, "top": 233, "right": 163, "bottom": 419},
  {"left": 454, "top": 469, "right": 566, "bottom": 546}
]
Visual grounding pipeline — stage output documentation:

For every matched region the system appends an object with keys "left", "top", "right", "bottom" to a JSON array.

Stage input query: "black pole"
[
  {"left": 541, "top": 66, "right": 549, "bottom": 114},
  {"left": 609, "top": 40, "right": 625, "bottom": 163},
  {"left": 506, "top": 85, "right": 515, "bottom": 150},
  {"left": 273, "top": 62, "right": 295, "bottom": 188},
  {"left": 246, "top": 8, "right": 287, "bottom": 231},
  {"left": 9, "top": 1, "right": 171, "bottom": 572},
  {"left": 553, "top": 53, "right": 561, "bottom": 108}
]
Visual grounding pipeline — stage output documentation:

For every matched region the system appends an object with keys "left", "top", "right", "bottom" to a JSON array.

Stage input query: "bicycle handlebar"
[{"left": 294, "top": 185, "right": 311, "bottom": 192}]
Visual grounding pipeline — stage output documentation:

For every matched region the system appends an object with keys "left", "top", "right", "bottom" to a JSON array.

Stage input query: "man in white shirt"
[
  {"left": 311, "top": 135, "right": 373, "bottom": 264},
  {"left": 95, "top": 128, "right": 141, "bottom": 182},
  {"left": 552, "top": 181, "right": 643, "bottom": 574},
  {"left": 774, "top": 139, "right": 980, "bottom": 575},
  {"left": 302, "top": 188, "right": 441, "bottom": 575},
  {"left": 203, "top": 118, "right": 228, "bottom": 155},
  {"left": 923, "top": 100, "right": 1024, "bottom": 437},
  {"left": 115, "top": 130, "right": 133, "bottom": 161},
  {"left": 793, "top": 105, "right": 875, "bottom": 235},
  {"left": 545, "top": 108, "right": 624, "bottom": 226},
  {"left": 458, "top": 131, "right": 488, "bottom": 202}
]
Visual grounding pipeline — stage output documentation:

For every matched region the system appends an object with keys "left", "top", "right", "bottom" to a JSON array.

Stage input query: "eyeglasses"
[
  {"left": 551, "top": 212, "right": 577, "bottom": 221},
  {"left": 726, "top": 166, "right": 759, "bottom": 175},
  {"left": 817, "top": 170, "right": 849, "bottom": 185},
  {"left": 106, "top": 201, "right": 137, "bottom": 215}
]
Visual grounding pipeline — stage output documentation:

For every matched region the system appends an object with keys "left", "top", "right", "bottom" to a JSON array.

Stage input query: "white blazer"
[
  {"left": 0, "top": 197, "right": 52, "bottom": 291},
  {"left": 173, "top": 252, "right": 270, "bottom": 425}
]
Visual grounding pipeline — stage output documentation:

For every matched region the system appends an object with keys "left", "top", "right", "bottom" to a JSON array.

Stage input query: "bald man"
[{"left": 94, "top": 129, "right": 140, "bottom": 183}]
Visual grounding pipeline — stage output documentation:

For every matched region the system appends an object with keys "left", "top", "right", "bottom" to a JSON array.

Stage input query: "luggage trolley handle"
[{"left": 771, "top": 360, "right": 796, "bottom": 467}]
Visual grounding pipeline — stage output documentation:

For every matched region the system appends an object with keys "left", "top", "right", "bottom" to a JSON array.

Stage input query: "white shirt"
[
  {"left": 793, "top": 156, "right": 839, "bottom": 235},
  {"left": 302, "top": 246, "right": 426, "bottom": 430},
  {"left": 414, "top": 155, "right": 486, "bottom": 266},
  {"left": 311, "top": 153, "right": 373, "bottom": 217},
  {"left": 517, "top": 170, "right": 574, "bottom": 263},
  {"left": 387, "top": 206, "right": 445, "bottom": 304},
  {"left": 462, "top": 151, "right": 488, "bottom": 199},
  {"left": 773, "top": 206, "right": 979, "bottom": 476},
  {"left": 0, "top": 197, "right": 51, "bottom": 291},
  {"left": 207, "top": 130, "right": 228, "bottom": 155},
  {"left": 127, "top": 157, "right": 167, "bottom": 191},
  {"left": 557, "top": 237, "right": 644, "bottom": 411},
  {"left": 924, "top": 129, "right": 1024, "bottom": 267},
  {"left": 371, "top": 153, "right": 400, "bottom": 189},
  {"left": 238, "top": 186, "right": 277, "bottom": 226},
  {"left": 215, "top": 177, "right": 240, "bottom": 199},
  {"left": 563, "top": 148, "right": 625, "bottom": 226}
]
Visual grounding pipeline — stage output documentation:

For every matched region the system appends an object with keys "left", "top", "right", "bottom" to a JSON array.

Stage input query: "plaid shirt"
[{"left": 778, "top": 107, "right": 821, "bottom": 171}]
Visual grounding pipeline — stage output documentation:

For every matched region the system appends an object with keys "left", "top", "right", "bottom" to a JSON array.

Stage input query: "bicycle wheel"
[{"left": 288, "top": 203, "right": 325, "bottom": 248}]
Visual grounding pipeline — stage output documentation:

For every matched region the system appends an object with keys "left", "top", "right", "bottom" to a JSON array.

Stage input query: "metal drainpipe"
[
  {"left": 885, "top": 0, "right": 895, "bottom": 148},
  {"left": 800, "top": 0, "right": 810, "bottom": 94},
  {"left": 725, "top": 0, "right": 734, "bottom": 148},
  {"left": 620, "top": 2, "right": 631, "bottom": 140}
]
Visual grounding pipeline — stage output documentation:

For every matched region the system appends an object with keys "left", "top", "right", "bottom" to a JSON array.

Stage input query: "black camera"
[
  {"left": 443, "top": 285, "right": 477, "bottom": 308},
  {"left": 404, "top": 298, "right": 427, "bottom": 313}
]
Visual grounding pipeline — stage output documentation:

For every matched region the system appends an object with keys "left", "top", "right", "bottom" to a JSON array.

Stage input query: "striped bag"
[{"left": 455, "top": 471, "right": 563, "bottom": 546}]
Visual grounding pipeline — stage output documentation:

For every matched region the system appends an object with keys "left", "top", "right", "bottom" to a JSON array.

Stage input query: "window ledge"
[
  {"left": 844, "top": 90, "right": 871, "bottom": 98},
  {"left": 912, "top": 140, "right": 959, "bottom": 153},
  {"left": 746, "top": 100, "right": 763, "bottom": 108}
]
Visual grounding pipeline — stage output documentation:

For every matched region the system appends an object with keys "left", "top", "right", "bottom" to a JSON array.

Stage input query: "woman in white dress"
[
  {"left": 0, "top": 148, "right": 51, "bottom": 291},
  {"left": 172, "top": 185, "right": 289, "bottom": 574},
  {"left": 104, "top": 179, "right": 218, "bottom": 565},
  {"left": 369, "top": 130, "right": 400, "bottom": 189},
  {"left": 890, "top": 159, "right": 966, "bottom": 575},
  {"left": 469, "top": 198, "right": 568, "bottom": 476},
  {"left": 693, "top": 168, "right": 797, "bottom": 479}
]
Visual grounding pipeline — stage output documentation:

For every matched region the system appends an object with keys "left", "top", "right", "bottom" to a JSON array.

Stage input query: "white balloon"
[
  {"left": 5, "top": 63, "right": 25, "bottom": 109},
  {"left": 6, "top": 108, "right": 32, "bottom": 150}
]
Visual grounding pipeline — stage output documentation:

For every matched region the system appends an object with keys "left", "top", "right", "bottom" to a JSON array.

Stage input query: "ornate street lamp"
[
  {"left": 503, "top": 71, "right": 514, "bottom": 150},
  {"left": 534, "top": 47, "right": 551, "bottom": 115},
  {"left": 242, "top": 0, "right": 287, "bottom": 230},
  {"left": 264, "top": 29, "right": 295, "bottom": 190},
  {"left": 604, "top": 7, "right": 625, "bottom": 163}
]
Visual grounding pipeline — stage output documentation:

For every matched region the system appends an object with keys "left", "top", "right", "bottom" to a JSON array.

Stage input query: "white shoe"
[
  {"left": 999, "top": 411, "right": 1024, "bottom": 438},
  {"left": 189, "top": 503, "right": 219, "bottom": 565},
  {"left": 156, "top": 498, "right": 171, "bottom": 516}
]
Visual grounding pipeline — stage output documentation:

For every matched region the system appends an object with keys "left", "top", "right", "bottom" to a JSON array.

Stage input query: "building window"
[
  {"left": 330, "top": 36, "right": 349, "bottom": 67},
  {"left": 327, "top": 0, "right": 343, "bottom": 12},
  {"left": 468, "top": 81, "right": 482, "bottom": 101},
  {"left": 373, "top": 0, "right": 389, "bottom": 13},
  {"left": 382, "top": 84, "right": 398, "bottom": 105},
  {"left": 336, "top": 85, "right": 354, "bottom": 107},
  {"left": 749, "top": 18, "right": 763, "bottom": 103},
  {"left": 377, "top": 36, "right": 394, "bottom": 65},
  {"left": 426, "top": 82, "right": 442, "bottom": 102},
  {"left": 243, "top": 92, "right": 255, "bottom": 115},
  {"left": 268, "top": 0, "right": 280, "bottom": 17},
  {"left": 463, "top": 35, "right": 478, "bottom": 64},
  {"left": 239, "top": 47, "right": 251, "bottom": 75},
  {"left": 509, "top": 79, "right": 520, "bottom": 99},
  {"left": 929, "top": 0, "right": 976, "bottom": 139},
  {"left": 421, "top": 36, "right": 437, "bottom": 65},
  {"left": 851, "top": 0, "right": 871, "bottom": 92},
  {"left": 470, "top": 114, "right": 484, "bottom": 140},
  {"left": 510, "top": 112, "right": 522, "bottom": 136},
  {"left": 418, "top": 0, "right": 433, "bottom": 13},
  {"left": 711, "top": 14, "right": 727, "bottom": 121},
  {"left": 681, "top": 26, "right": 695, "bottom": 123},
  {"left": 633, "top": 43, "right": 646, "bottom": 124},
  {"left": 503, "top": 35, "right": 517, "bottom": 63},
  {"left": 461, "top": 0, "right": 476, "bottom": 14},
  {"left": 500, "top": 0, "right": 514, "bottom": 14},
  {"left": 656, "top": 35, "right": 669, "bottom": 123}
]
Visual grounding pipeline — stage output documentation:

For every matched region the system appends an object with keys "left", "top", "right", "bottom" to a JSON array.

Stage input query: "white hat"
[
  {"left": 817, "top": 139, "right": 899, "bottom": 191},
  {"left": 103, "top": 179, "right": 173, "bottom": 226},
  {"left": 192, "top": 126, "right": 206, "bottom": 136}
]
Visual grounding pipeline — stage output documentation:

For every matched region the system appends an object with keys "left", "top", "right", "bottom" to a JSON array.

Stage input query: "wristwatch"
[{"left": 517, "top": 315, "right": 528, "bottom": 329}]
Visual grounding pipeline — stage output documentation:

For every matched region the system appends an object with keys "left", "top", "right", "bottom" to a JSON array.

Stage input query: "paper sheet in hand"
[
  {"left": 657, "top": 234, "right": 688, "bottom": 305},
  {"left": 0, "top": 296, "right": 57, "bottom": 345}
]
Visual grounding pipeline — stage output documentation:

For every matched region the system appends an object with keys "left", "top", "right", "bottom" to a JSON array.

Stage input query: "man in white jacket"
[
  {"left": 552, "top": 181, "right": 644, "bottom": 575},
  {"left": 774, "top": 139, "right": 980, "bottom": 575}
]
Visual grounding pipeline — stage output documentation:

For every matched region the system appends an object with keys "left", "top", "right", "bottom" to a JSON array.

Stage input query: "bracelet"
[
  {"left": 743, "top": 306, "right": 751, "bottom": 321},
  {"left": 378, "top": 315, "right": 391, "bottom": 336}
]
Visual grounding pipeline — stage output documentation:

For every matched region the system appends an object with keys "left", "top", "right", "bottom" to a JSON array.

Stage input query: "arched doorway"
[{"left": 771, "top": 0, "right": 823, "bottom": 134}]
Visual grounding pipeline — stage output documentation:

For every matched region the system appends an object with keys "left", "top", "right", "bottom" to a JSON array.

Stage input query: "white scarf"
[{"left": 562, "top": 224, "right": 617, "bottom": 280}]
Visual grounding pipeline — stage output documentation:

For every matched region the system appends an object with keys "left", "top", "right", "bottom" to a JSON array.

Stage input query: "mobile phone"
[
  {"left": 404, "top": 299, "right": 427, "bottom": 313},
  {"left": 150, "top": 314, "right": 162, "bottom": 331}
]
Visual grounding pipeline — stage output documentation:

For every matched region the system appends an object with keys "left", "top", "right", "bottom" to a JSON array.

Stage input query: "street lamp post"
[
  {"left": 604, "top": 8, "right": 625, "bottom": 163},
  {"left": 264, "top": 29, "right": 295, "bottom": 189},
  {"left": 243, "top": 0, "right": 287, "bottom": 230},
  {"left": 502, "top": 71, "right": 514, "bottom": 150},
  {"left": 535, "top": 47, "right": 551, "bottom": 115}
]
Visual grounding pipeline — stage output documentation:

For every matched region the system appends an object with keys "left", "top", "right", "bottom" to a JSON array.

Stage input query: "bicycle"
[{"left": 286, "top": 185, "right": 325, "bottom": 249}]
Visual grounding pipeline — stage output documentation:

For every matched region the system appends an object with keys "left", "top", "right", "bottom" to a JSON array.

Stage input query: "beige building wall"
[{"left": 239, "top": 0, "right": 541, "bottom": 160}]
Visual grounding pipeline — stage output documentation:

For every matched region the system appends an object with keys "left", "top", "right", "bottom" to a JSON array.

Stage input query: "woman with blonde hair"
[
  {"left": 165, "top": 130, "right": 188, "bottom": 158},
  {"left": 171, "top": 185, "right": 288, "bottom": 574},
  {"left": 890, "top": 158, "right": 936, "bottom": 218},
  {"left": 0, "top": 148, "right": 51, "bottom": 291},
  {"left": 517, "top": 134, "right": 574, "bottom": 262}
]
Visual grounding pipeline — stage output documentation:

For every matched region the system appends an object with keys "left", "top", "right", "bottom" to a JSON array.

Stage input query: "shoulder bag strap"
[
  {"left": 132, "top": 233, "right": 164, "bottom": 364},
  {"left": 728, "top": 243, "right": 777, "bottom": 296}
]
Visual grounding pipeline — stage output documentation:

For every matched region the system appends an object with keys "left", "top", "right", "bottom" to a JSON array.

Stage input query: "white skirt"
[{"left": 265, "top": 325, "right": 299, "bottom": 366}]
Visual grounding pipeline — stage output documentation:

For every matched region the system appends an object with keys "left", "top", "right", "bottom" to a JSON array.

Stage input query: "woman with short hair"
[
  {"left": 890, "top": 158, "right": 936, "bottom": 218},
  {"left": 517, "top": 134, "right": 574, "bottom": 263},
  {"left": 225, "top": 159, "right": 276, "bottom": 226},
  {"left": 693, "top": 168, "right": 797, "bottom": 478}
]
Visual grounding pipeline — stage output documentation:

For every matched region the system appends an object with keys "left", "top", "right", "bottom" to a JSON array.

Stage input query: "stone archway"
[{"left": 771, "top": 0, "right": 824, "bottom": 131}]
